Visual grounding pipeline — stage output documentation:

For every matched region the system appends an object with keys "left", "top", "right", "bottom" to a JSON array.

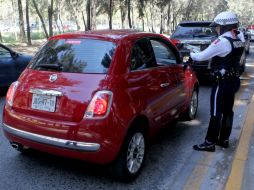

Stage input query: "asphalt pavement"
[{"left": 0, "top": 44, "right": 254, "bottom": 190}]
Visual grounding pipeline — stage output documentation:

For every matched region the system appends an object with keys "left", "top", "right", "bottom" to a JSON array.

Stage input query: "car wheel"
[
  {"left": 110, "top": 127, "right": 146, "bottom": 181},
  {"left": 182, "top": 88, "right": 198, "bottom": 120}
]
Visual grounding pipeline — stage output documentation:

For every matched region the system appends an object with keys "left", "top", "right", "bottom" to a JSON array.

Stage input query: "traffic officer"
[{"left": 191, "top": 11, "right": 245, "bottom": 152}]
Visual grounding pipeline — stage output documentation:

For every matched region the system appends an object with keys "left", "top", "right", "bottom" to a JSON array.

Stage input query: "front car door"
[
  {"left": 0, "top": 45, "right": 16, "bottom": 87},
  {"left": 127, "top": 37, "right": 174, "bottom": 126},
  {"left": 149, "top": 38, "right": 187, "bottom": 120}
]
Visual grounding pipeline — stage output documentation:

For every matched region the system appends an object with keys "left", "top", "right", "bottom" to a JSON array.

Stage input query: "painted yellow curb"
[{"left": 225, "top": 94, "right": 254, "bottom": 190}]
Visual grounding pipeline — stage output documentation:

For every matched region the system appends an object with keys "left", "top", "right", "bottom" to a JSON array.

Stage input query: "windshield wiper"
[{"left": 35, "top": 63, "right": 63, "bottom": 70}]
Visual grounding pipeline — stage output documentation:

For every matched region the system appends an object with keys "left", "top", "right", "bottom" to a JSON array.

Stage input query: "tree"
[
  {"left": 127, "top": 0, "right": 132, "bottom": 28},
  {"left": 86, "top": 0, "right": 91, "bottom": 30},
  {"left": 137, "top": 0, "right": 148, "bottom": 31},
  {"left": 97, "top": 0, "right": 115, "bottom": 29},
  {"left": 18, "top": 0, "right": 26, "bottom": 42},
  {"left": 48, "top": 0, "right": 54, "bottom": 37},
  {"left": 91, "top": 0, "right": 96, "bottom": 30},
  {"left": 119, "top": 0, "right": 127, "bottom": 28},
  {"left": 66, "top": 0, "right": 83, "bottom": 30},
  {"left": 26, "top": 0, "right": 32, "bottom": 45},
  {"left": 33, "top": 0, "right": 49, "bottom": 38},
  {"left": 109, "top": 0, "right": 113, "bottom": 29}
]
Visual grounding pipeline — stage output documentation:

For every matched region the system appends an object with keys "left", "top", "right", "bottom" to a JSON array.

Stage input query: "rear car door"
[{"left": 149, "top": 38, "right": 187, "bottom": 118}]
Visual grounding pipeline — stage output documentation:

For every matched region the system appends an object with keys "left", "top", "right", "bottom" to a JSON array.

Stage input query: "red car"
[{"left": 2, "top": 30, "right": 199, "bottom": 180}]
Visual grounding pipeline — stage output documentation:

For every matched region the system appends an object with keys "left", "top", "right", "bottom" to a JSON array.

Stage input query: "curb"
[{"left": 225, "top": 94, "right": 254, "bottom": 190}]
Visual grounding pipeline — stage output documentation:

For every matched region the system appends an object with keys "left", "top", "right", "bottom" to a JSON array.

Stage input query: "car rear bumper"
[
  {"left": 2, "top": 123, "right": 101, "bottom": 152},
  {"left": 2, "top": 105, "right": 125, "bottom": 164}
]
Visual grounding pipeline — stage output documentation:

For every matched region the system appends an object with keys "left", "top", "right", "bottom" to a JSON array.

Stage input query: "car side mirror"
[{"left": 11, "top": 51, "right": 19, "bottom": 59}]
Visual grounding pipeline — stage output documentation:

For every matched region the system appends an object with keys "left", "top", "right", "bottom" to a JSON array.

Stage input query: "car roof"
[
  {"left": 49, "top": 29, "right": 164, "bottom": 43},
  {"left": 178, "top": 21, "right": 212, "bottom": 27}
]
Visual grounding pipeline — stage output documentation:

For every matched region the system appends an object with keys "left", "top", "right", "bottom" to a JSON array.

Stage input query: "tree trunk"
[
  {"left": 131, "top": 4, "right": 134, "bottom": 27},
  {"left": 127, "top": 0, "right": 132, "bottom": 28},
  {"left": 86, "top": 0, "right": 91, "bottom": 30},
  {"left": 109, "top": 0, "right": 113, "bottom": 29},
  {"left": 160, "top": 12, "right": 163, "bottom": 34},
  {"left": 54, "top": 12, "right": 61, "bottom": 33},
  {"left": 150, "top": 4, "right": 155, "bottom": 32},
  {"left": 11, "top": 0, "right": 18, "bottom": 41},
  {"left": 82, "top": 11, "right": 87, "bottom": 31},
  {"left": 142, "top": 18, "right": 144, "bottom": 31},
  {"left": 185, "top": 0, "right": 193, "bottom": 20},
  {"left": 167, "top": 2, "right": 171, "bottom": 34},
  {"left": 33, "top": 0, "right": 49, "bottom": 38},
  {"left": 120, "top": 0, "right": 127, "bottom": 29},
  {"left": 18, "top": 0, "right": 26, "bottom": 43},
  {"left": 26, "top": 0, "right": 32, "bottom": 45},
  {"left": 91, "top": 0, "right": 96, "bottom": 30},
  {"left": 69, "top": 1, "right": 80, "bottom": 31},
  {"left": 58, "top": 2, "right": 64, "bottom": 33},
  {"left": 48, "top": 0, "right": 54, "bottom": 37}
]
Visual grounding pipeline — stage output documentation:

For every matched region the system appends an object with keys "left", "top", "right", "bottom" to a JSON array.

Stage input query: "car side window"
[
  {"left": 130, "top": 38, "right": 156, "bottom": 71},
  {"left": 150, "top": 39, "right": 177, "bottom": 66},
  {"left": 0, "top": 47, "right": 11, "bottom": 58}
]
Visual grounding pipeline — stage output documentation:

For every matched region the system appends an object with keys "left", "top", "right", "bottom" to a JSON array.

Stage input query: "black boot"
[
  {"left": 193, "top": 140, "right": 215, "bottom": 152},
  {"left": 216, "top": 140, "right": 229, "bottom": 148}
]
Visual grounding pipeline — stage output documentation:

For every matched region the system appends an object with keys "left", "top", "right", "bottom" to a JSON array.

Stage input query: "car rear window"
[
  {"left": 171, "top": 26, "right": 217, "bottom": 39},
  {"left": 29, "top": 39, "right": 116, "bottom": 74}
]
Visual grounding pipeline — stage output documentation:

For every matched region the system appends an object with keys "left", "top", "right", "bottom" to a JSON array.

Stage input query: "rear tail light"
[
  {"left": 6, "top": 81, "right": 19, "bottom": 107},
  {"left": 84, "top": 90, "right": 113, "bottom": 119}
]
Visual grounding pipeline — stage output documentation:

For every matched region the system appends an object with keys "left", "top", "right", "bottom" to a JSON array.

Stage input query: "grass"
[
  {"left": 1, "top": 30, "right": 75, "bottom": 43},
  {"left": 1, "top": 31, "right": 47, "bottom": 43}
]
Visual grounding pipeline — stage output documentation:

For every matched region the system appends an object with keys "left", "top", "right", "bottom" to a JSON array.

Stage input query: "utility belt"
[{"left": 211, "top": 69, "right": 240, "bottom": 83}]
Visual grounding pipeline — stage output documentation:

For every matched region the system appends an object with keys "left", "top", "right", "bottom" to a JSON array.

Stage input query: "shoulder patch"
[{"left": 213, "top": 39, "right": 220, "bottom": 44}]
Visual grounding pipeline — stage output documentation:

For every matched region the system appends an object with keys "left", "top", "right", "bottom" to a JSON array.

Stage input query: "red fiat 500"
[{"left": 2, "top": 30, "right": 199, "bottom": 180}]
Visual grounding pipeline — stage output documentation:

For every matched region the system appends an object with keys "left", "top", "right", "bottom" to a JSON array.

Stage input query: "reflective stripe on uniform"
[{"left": 213, "top": 85, "right": 219, "bottom": 116}]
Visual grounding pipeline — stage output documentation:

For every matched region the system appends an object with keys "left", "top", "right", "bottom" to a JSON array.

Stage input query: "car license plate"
[{"left": 31, "top": 94, "right": 56, "bottom": 112}]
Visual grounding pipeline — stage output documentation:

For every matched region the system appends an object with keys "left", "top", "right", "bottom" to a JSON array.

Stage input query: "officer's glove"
[{"left": 183, "top": 55, "right": 193, "bottom": 64}]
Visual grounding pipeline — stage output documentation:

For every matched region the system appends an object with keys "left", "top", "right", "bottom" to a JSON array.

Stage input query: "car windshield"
[
  {"left": 171, "top": 25, "right": 217, "bottom": 39},
  {"left": 29, "top": 39, "right": 116, "bottom": 74}
]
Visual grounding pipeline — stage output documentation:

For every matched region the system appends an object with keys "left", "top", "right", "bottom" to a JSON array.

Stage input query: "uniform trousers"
[{"left": 205, "top": 77, "right": 240, "bottom": 143}]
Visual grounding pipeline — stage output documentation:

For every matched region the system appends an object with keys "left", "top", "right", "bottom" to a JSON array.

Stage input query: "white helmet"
[{"left": 210, "top": 11, "right": 239, "bottom": 27}]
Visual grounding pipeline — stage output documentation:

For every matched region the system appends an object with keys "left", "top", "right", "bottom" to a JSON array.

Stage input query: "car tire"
[
  {"left": 110, "top": 126, "right": 146, "bottom": 181},
  {"left": 182, "top": 88, "right": 198, "bottom": 120}
]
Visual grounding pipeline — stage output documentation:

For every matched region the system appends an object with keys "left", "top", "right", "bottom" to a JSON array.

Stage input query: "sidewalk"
[
  {"left": 225, "top": 94, "right": 254, "bottom": 190},
  {"left": 225, "top": 55, "right": 254, "bottom": 189}
]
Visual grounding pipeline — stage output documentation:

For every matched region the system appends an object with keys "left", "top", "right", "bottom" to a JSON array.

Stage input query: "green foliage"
[{"left": 1, "top": 0, "right": 254, "bottom": 43}]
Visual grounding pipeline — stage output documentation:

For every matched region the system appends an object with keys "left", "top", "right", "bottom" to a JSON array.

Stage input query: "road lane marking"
[
  {"left": 183, "top": 152, "right": 213, "bottom": 190},
  {"left": 225, "top": 94, "right": 254, "bottom": 190}
]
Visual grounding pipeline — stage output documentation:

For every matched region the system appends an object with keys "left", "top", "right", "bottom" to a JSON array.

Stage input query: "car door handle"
[{"left": 160, "top": 83, "right": 170, "bottom": 88}]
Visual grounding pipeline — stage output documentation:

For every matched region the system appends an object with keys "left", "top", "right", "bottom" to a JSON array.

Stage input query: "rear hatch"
[
  {"left": 171, "top": 22, "right": 217, "bottom": 60},
  {"left": 12, "top": 38, "right": 116, "bottom": 123}
]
